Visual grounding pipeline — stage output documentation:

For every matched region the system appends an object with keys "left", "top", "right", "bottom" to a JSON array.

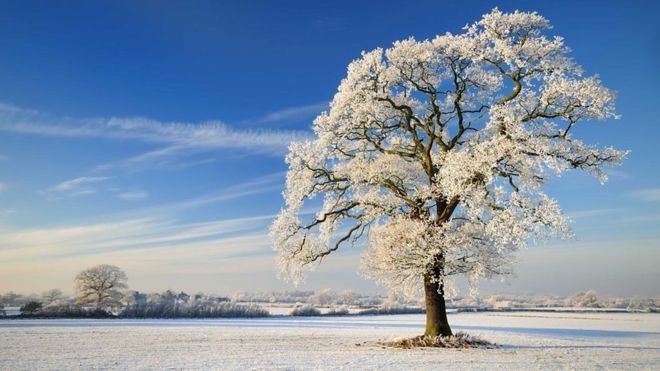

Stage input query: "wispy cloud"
[
  {"left": 0, "top": 208, "right": 16, "bottom": 217},
  {"left": 0, "top": 212, "right": 275, "bottom": 263},
  {"left": 605, "top": 169, "right": 629, "bottom": 179},
  {"left": 0, "top": 181, "right": 6, "bottom": 192},
  {"left": 158, "top": 158, "right": 216, "bottom": 171},
  {"left": 0, "top": 173, "right": 285, "bottom": 264},
  {"left": 0, "top": 101, "right": 315, "bottom": 176},
  {"left": 52, "top": 176, "right": 112, "bottom": 192},
  {"left": 566, "top": 208, "right": 617, "bottom": 219},
  {"left": 249, "top": 101, "right": 328, "bottom": 126},
  {"left": 0, "top": 102, "right": 311, "bottom": 157},
  {"left": 166, "top": 172, "right": 284, "bottom": 211},
  {"left": 117, "top": 190, "right": 149, "bottom": 201},
  {"left": 630, "top": 188, "right": 660, "bottom": 202},
  {"left": 92, "top": 144, "right": 201, "bottom": 174},
  {"left": 101, "top": 154, "right": 217, "bottom": 173},
  {"left": 45, "top": 176, "right": 113, "bottom": 197},
  {"left": 617, "top": 213, "right": 660, "bottom": 224}
]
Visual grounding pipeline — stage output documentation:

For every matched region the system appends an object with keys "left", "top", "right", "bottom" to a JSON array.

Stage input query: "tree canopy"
[
  {"left": 75, "top": 264, "right": 128, "bottom": 311},
  {"left": 270, "top": 8, "right": 626, "bottom": 298}
]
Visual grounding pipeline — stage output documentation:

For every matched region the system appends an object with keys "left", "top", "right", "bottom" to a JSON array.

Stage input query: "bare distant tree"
[
  {"left": 41, "top": 289, "right": 65, "bottom": 307},
  {"left": 75, "top": 264, "right": 128, "bottom": 311},
  {"left": 338, "top": 290, "right": 359, "bottom": 305}
]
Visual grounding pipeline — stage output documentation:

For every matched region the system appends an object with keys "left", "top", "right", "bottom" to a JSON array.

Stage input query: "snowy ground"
[{"left": 1, "top": 312, "right": 658, "bottom": 370}]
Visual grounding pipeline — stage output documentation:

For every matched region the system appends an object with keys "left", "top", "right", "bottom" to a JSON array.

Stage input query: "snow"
[
  {"left": 2, "top": 306, "right": 20, "bottom": 316},
  {"left": 1, "top": 312, "right": 658, "bottom": 369}
]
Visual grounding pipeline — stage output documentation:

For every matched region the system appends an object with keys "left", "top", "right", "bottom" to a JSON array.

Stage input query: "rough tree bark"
[
  {"left": 423, "top": 272, "right": 453, "bottom": 337},
  {"left": 421, "top": 197, "right": 456, "bottom": 337}
]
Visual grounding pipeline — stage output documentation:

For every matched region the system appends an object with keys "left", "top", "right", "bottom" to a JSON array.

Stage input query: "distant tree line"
[
  {"left": 1, "top": 265, "right": 658, "bottom": 318},
  {"left": 121, "top": 290, "right": 267, "bottom": 318},
  {"left": 232, "top": 288, "right": 385, "bottom": 307},
  {"left": 0, "top": 264, "right": 268, "bottom": 318}
]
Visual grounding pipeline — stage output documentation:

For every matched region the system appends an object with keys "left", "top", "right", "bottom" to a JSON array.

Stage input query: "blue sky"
[{"left": 0, "top": 0, "right": 658, "bottom": 297}]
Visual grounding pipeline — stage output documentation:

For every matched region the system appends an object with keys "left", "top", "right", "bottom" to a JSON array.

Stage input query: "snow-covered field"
[{"left": 1, "top": 312, "right": 658, "bottom": 370}]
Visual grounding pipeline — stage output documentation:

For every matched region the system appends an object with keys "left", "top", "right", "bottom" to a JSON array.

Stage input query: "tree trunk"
[{"left": 423, "top": 273, "right": 452, "bottom": 337}]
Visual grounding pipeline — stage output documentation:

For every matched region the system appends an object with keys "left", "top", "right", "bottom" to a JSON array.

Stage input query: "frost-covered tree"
[
  {"left": 270, "top": 8, "right": 626, "bottom": 337},
  {"left": 337, "top": 290, "right": 359, "bottom": 305},
  {"left": 75, "top": 264, "right": 128, "bottom": 311},
  {"left": 570, "top": 290, "right": 601, "bottom": 308},
  {"left": 41, "top": 289, "right": 66, "bottom": 307}
]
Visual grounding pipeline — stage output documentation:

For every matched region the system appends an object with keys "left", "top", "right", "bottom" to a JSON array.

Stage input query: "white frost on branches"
[
  {"left": 270, "top": 8, "right": 627, "bottom": 297},
  {"left": 75, "top": 264, "right": 128, "bottom": 311}
]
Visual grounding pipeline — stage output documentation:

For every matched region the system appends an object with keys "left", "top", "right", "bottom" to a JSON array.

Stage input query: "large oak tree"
[{"left": 270, "top": 8, "right": 626, "bottom": 336}]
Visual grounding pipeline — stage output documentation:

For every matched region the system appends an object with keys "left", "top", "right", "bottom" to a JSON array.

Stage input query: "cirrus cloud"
[{"left": 630, "top": 188, "right": 660, "bottom": 202}]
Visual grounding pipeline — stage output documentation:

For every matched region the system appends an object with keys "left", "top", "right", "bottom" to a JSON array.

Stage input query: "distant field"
[{"left": 1, "top": 311, "right": 658, "bottom": 370}]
